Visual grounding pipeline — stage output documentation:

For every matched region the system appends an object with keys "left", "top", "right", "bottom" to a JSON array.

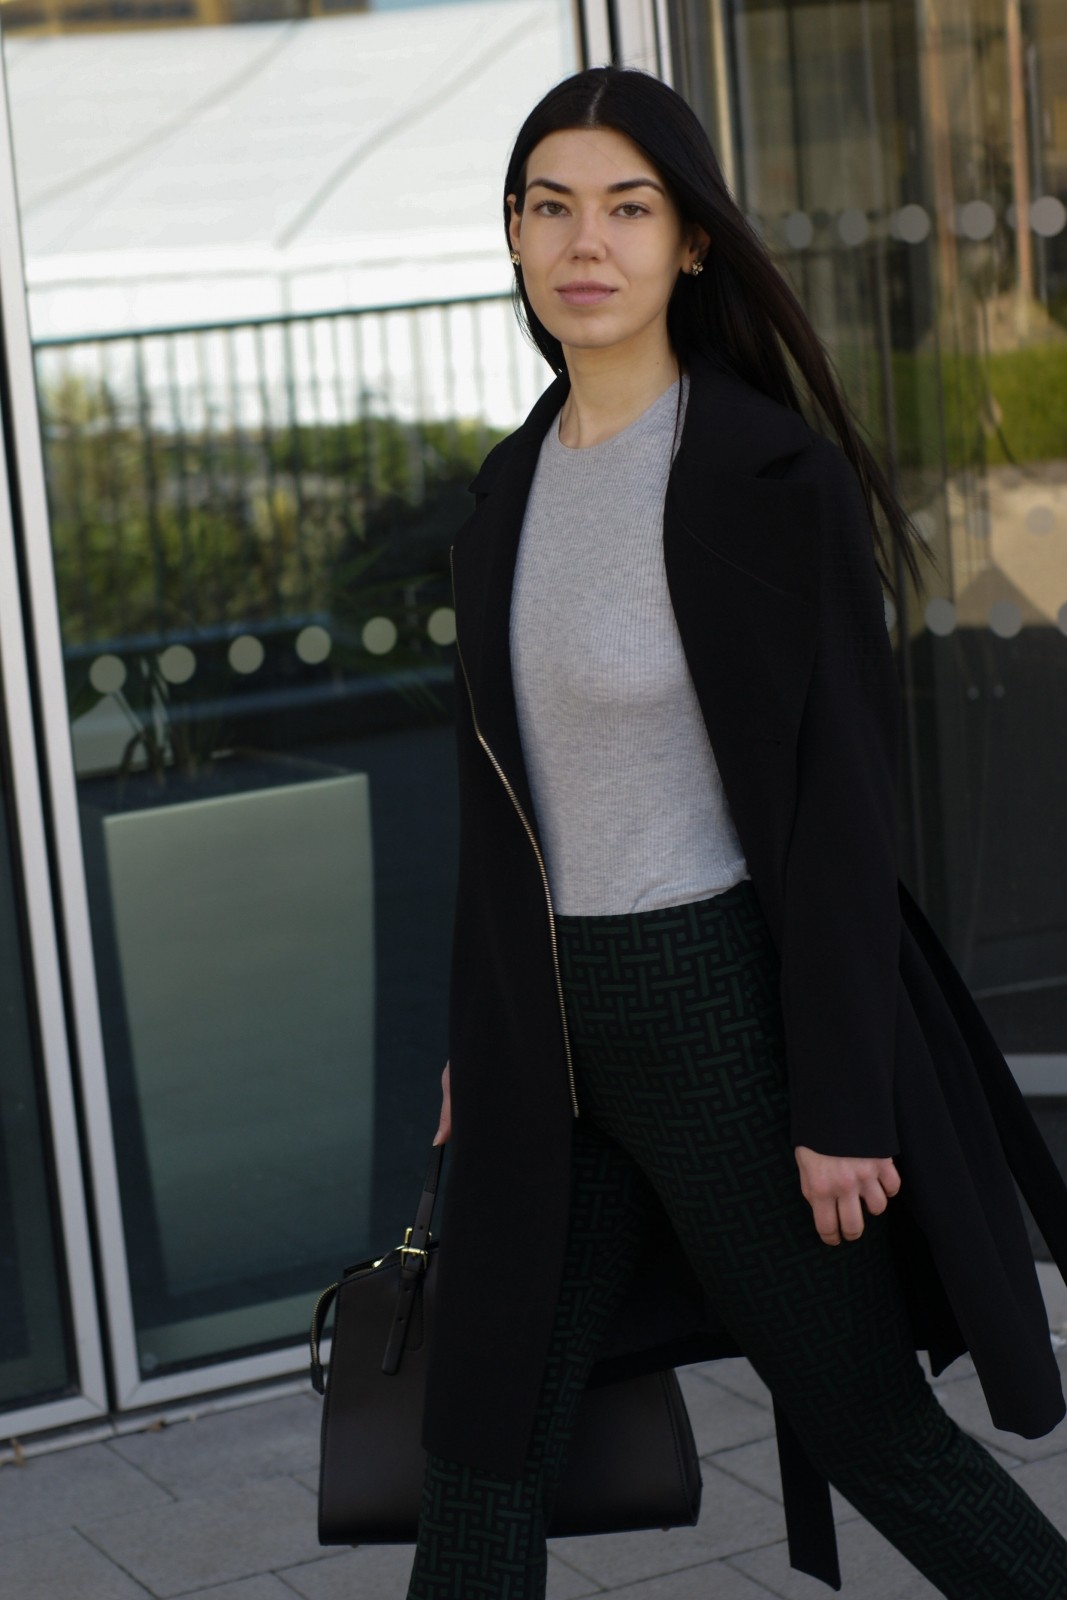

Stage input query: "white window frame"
[{"left": 0, "top": 70, "right": 108, "bottom": 1441}]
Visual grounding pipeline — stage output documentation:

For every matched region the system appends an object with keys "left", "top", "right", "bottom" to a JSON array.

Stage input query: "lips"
[{"left": 556, "top": 283, "right": 617, "bottom": 306}]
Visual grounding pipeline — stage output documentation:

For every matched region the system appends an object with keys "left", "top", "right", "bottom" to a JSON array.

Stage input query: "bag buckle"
[{"left": 397, "top": 1226, "right": 428, "bottom": 1268}]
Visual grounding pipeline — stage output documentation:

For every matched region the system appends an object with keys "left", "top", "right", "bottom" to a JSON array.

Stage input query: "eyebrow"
[{"left": 526, "top": 177, "right": 666, "bottom": 197}]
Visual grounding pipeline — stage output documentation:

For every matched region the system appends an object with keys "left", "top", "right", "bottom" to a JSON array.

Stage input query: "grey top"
[{"left": 509, "top": 373, "right": 751, "bottom": 916}]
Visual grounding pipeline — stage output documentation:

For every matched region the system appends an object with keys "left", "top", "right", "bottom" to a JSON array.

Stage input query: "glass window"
[
  {"left": 1, "top": 0, "right": 577, "bottom": 1380},
  {"left": 0, "top": 755, "right": 76, "bottom": 1410},
  {"left": 669, "top": 0, "right": 1067, "bottom": 1084}
]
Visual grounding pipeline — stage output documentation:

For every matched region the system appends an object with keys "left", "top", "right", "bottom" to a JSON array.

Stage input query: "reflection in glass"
[
  {"left": 1, "top": 0, "right": 576, "bottom": 1376},
  {"left": 670, "top": 0, "right": 1067, "bottom": 1080},
  {"left": 0, "top": 784, "right": 76, "bottom": 1411}
]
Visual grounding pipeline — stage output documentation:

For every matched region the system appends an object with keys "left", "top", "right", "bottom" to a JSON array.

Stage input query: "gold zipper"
[{"left": 449, "top": 545, "right": 579, "bottom": 1118}]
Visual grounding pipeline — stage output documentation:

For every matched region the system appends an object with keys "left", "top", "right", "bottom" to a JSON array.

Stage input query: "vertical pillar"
[
  {"left": 919, "top": 0, "right": 959, "bottom": 310},
  {"left": 1005, "top": 0, "right": 1033, "bottom": 332}
]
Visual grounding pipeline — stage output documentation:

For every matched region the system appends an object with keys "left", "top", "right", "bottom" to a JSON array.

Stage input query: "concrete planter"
[{"left": 79, "top": 751, "right": 375, "bottom": 1373}]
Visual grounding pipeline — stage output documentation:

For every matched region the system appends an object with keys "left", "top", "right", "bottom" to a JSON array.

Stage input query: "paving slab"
[
  {"left": 279, "top": 1546, "right": 420, "bottom": 1600},
  {"left": 279, "top": 1543, "right": 602, "bottom": 1598},
  {"left": 177, "top": 1579, "right": 297, "bottom": 1600},
  {"left": 0, "top": 1441, "right": 172, "bottom": 1544},
  {"left": 729, "top": 1523, "right": 939, "bottom": 1599},
  {"left": 545, "top": 1552, "right": 614, "bottom": 1599},
  {"left": 677, "top": 1370, "right": 778, "bottom": 1455},
  {"left": 108, "top": 1394, "right": 321, "bottom": 1498},
  {"left": 78, "top": 1476, "right": 330, "bottom": 1597},
  {"left": 0, "top": 1527, "right": 153, "bottom": 1599},
  {"left": 546, "top": 1462, "right": 786, "bottom": 1589},
  {"left": 595, "top": 1560, "right": 777, "bottom": 1598},
  {"left": 8, "top": 1341, "right": 1067, "bottom": 1600},
  {"left": 688, "top": 1358, "right": 773, "bottom": 1410}
]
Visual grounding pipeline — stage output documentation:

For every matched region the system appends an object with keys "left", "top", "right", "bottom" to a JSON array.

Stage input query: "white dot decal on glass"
[
  {"left": 159, "top": 644, "right": 196, "bottom": 684},
  {"left": 893, "top": 204, "right": 931, "bottom": 244},
  {"left": 296, "top": 624, "right": 332, "bottom": 665},
  {"left": 1025, "top": 504, "right": 1056, "bottom": 536},
  {"left": 229, "top": 634, "right": 265, "bottom": 675},
  {"left": 992, "top": 683, "right": 1005, "bottom": 698},
  {"left": 883, "top": 595, "right": 896, "bottom": 631},
  {"left": 988, "top": 599, "right": 1022, "bottom": 638},
  {"left": 363, "top": 616, "right": 398, "bottom": 656},
  {"left": 837, "top": 208, "right": 869, "bottom": 246},
  {"left": 427, "top": 607, "right": 456, "bottom": 646},
  {"left": 89, "top": 653, "right": 127, "bottom": 694},
  {"left": 967, "top": 684, "right": 980, "bottom": 700},
  {"left": 783, "top": 211, "right": 814, "bottom": 250},
  {"left": 1057, "top": 602, "right": 1067, "bottom": 636},
  {"left": 925, "top": 597, "right": 956, "bottom": 636},
  {"left": 958, "top": 200, "right": 996, "bottom": 240},
  {"left": 1031, "top": 196, "right": 1067, "bottom": 238}
]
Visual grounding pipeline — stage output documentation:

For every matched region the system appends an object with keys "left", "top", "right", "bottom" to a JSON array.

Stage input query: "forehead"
[{"left": 524, "top": 126, "right": 662, "bottom": 188}]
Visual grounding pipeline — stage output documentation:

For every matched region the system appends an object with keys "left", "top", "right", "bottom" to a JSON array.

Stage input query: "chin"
[
  {"left": 543, "top": 312, "right": 635, "bottom": 347},
  {"left": 561, "top": 333, "right": 632, "bottom": 353}
]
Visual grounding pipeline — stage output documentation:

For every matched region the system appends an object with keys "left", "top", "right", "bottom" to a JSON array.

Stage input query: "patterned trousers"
[{"left": 406, "top": 878, "right": 1067, "bottom": 1598}]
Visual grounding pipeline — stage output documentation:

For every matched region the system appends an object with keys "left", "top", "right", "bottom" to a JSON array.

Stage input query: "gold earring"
[
  {"left": 690, "top": 258, "right": 704, "bottom": 276},
  {"left": 510, "top": 250, "right": 521, "bottom": 265}
]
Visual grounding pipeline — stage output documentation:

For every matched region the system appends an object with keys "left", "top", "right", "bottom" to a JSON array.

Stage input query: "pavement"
[{"left": 3, "top": 1265, "right": 1067, "bottom": 1600}]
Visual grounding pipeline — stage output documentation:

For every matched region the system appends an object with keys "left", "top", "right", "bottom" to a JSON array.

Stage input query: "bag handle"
[
  {"left": 381, "top": 1140, "right": 445, "bottom": 1373},
  {"left": 309, "top": 1282, "right": 339, "bottom": 1395},
  {"left": 398, "top": 1139, "right": 446, "bottom": 1269},
  {"left": 310, "top": 1140, "right": 446, "bottom": 1393}
]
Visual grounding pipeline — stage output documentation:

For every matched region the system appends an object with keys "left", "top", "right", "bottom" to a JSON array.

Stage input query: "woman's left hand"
[{"left": 794, "top": 1146, "right": 902, "bottom": 1246}]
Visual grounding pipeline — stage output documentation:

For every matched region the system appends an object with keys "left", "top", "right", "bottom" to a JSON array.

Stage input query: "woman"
[{"left": 406, "top": 65, "right": 1067, "bottom": 1599}]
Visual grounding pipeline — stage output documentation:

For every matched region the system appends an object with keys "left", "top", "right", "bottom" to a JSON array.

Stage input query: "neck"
[{"left": 556, "top": 327, "right": 681, "bottom": 449}]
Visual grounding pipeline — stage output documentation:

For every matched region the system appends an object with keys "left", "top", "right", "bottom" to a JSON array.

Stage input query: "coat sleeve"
[{"left": 776, "top": 433, "right": 903, "bottom": 1158}]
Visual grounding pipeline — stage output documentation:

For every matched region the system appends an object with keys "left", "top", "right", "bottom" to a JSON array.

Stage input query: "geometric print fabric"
[{"left": 407, "top": 879, "right": 1067, "bottom": 1598}]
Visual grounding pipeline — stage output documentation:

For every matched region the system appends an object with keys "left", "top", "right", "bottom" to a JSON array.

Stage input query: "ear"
[
  {"left": 506, "top": 193, "right": 522, "bottom": 253},
  {"left": 686, "top": 223, "right": 711, "bottom": 271}
]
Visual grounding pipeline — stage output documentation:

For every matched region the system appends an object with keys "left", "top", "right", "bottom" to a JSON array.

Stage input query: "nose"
[{"left": 569, "top": 204, "right": 607, "bottom": 259}]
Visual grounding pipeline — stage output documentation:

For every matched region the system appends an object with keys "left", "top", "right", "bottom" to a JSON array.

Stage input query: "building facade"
[{"left": 0, "top": 0, "right": 1064, "bottom": 1441}]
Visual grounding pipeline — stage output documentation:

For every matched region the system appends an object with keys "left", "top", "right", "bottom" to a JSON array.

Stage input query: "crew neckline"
[{"left": 553, "top": 374, "right": 685, "bottom": 455}]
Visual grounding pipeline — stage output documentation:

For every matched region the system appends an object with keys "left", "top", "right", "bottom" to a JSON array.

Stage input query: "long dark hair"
[{"left": 503, "top": 66, "right": 932, "bottom": 603}]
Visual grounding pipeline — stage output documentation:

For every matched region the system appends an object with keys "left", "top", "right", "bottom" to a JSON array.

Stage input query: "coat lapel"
[
  {"left": 450, "top": 348, "right": 824, "bottom": 837},
  {"left": 663, "top": 436, "right": 822, "bottom": 755}
]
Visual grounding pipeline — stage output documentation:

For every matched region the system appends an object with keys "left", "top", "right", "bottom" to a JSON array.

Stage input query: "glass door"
[
  {"left": 0, "top": 97, "right": 106, "bottom": 1436},
  {"left": 0, "top": 0, "right": 582, "bottom": 1409}
]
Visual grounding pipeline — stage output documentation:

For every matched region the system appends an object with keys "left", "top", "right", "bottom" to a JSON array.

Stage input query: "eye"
[
  {"left": 532, "top": 200, "right": 566, "bottom": 216},
  {"left": 616, "top": 202, "right": 649, "bottom": 217}
]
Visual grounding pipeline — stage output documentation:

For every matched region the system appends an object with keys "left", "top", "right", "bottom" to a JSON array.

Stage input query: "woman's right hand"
[
  {"left": 794, "top": 1145, "right": 901, "bottom": 1245},
  {"left": 432, "top": 1059, "right": 451, "bottom": 1145}
]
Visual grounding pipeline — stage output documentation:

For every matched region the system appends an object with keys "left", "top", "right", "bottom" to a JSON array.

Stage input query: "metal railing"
[{"left": 33, "top": 292, "right": 543, "bottom": 651}]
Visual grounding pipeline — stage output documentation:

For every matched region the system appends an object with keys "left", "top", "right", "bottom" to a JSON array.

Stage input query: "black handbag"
[{"left": 310, "top": 1140, "right": 702, "bottom": 1544}]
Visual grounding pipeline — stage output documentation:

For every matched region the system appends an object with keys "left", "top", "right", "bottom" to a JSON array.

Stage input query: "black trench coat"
[{"left": 421, "top": 346, "right": 1067, "bottom": 1590}]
